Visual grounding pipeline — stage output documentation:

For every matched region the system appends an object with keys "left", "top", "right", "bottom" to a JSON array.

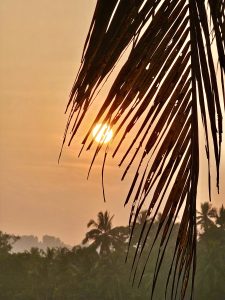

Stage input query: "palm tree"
[
  {"left": 62, "top": 1, "right": 225, "bottom": 299},
  {"left": 197, "top": 202, "right": 217, "bottom": 232},
  {"left": 129, "top": 210, "right": 152, "bottom": 247},
  {"left": 82, "top": 211, "right": 128, "bottom": 255}
]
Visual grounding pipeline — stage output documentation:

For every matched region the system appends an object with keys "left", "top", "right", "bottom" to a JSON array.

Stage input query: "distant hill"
[{"left": 12, "top": 235, "right": 71, "bottom": 252}]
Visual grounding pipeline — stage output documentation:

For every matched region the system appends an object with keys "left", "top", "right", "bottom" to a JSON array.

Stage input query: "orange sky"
[{"left": 0, "top": 0, "right": 224, "bottom": 245}]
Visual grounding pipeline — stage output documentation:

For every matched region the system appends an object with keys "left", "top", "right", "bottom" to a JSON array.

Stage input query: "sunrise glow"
[{"left": 92, "top": 123, "right": 113, "bottom": 144}]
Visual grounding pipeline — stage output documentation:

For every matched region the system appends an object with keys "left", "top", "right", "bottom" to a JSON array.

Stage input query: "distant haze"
[
  {"left": 12, "top": 234, "right": 71, "bottom": 253},
  {"left": 0, "top": 1, "right": 224, "bottom": 245}
]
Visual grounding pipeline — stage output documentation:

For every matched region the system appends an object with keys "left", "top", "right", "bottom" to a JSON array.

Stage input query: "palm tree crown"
[
  {"left": 197, "top": 202, "right": 217, "bottom": 232},
  {"left": 82, "top": 211, "right": 128, "bottom": 255},
  {"left": 62, "top": 1, "right": 225, "bottom": 299}
]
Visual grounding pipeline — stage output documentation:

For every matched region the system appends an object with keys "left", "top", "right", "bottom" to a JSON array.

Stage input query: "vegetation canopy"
[
  {"left": 61, "top": 1, "right": 225, "bottom": 299},
  {"left": 0, "top": 204, "right": 225, "bottom": 300}
]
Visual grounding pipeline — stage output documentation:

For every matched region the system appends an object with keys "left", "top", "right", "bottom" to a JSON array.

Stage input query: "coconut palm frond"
[
  {"left": 87, "top": 219, "right": 98, "bottom": 228},
  {"left": 216, "top": 205, "right": 225, "bottom": 228},
  {"left": 62, "top": 0, "right": 224, "bottom": 299},
  {"left": 208, "top": 0, "right": 225, "bottom": 73}
]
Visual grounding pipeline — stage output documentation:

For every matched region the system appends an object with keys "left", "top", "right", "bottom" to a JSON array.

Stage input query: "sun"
[{"left": 92, "top": 123, "right": 113, "bottom": 144}]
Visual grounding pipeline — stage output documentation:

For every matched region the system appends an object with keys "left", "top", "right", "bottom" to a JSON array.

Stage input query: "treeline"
[{"left": 0, "top": 202, "right": 224, "bottom": 300}]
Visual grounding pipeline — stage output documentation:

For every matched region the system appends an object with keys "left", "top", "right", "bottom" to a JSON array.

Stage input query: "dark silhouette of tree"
[
  {"left": 0, "top": 204, "right": 224, "bottom": 299},
  {"left": 0, "top": 231, "right": 19, "bottom": 255},
  {"left": 197, "top": 202, "right": 217, "bottom": 232},
  {"left": 61, "top": 1, "right": 225, "bottom": 299},
  {"left": 82, "top": 211, "right": 128, "bottom": 255},
  {"left": 196, "top": 236, "right": 225, "bottom": 300},
  {"left": 196, "top": 204, "right": 225, "bottom": 300}
]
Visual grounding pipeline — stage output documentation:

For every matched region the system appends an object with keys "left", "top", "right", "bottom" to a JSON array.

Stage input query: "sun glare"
[{"left": 92, "top": 123, "right": 113, "bottom": 144}]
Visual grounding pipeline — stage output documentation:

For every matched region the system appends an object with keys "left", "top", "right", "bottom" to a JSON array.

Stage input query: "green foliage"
[{"left": 0, "top": 204, "right": 224, "bottom": 300}]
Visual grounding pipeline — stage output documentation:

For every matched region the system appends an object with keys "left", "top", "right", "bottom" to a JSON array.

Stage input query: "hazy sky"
[{"left": 0, "top": 0, "right": 224, "bottom": 245}]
